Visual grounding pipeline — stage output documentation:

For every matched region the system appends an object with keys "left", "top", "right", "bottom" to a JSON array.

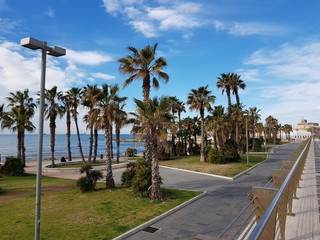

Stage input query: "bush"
[
  {"left": 121, "top": 159, "right": 163, "bottom": 198},
  {"left": 223, "top": 139, "right": 240, "bottom": 162},
  {"left": 207, "top": 147, "right": 224, "bottom": 164},
  {"left": 131, "top": 160, "right": 152, "bottom": 198},
  {"left": 76, "top": 164, "right": 103, "bottom": 192},
  {"left": 125, "top": 148, "right": 137, "bottom": 157},
  {"left": 0, "top": 157, "right": 24, "bottom": 176},
  {"left": 121, "top": 162, "right": 137, "bottom": 187}
]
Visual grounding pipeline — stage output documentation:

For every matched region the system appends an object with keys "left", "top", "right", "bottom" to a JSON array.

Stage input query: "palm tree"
[
  {"left": 118, "top": 43, "right": 169, "bottom": 162},
  {"left": 216, "top": 73, "right": 233, "bottom": 110},
  {"left": 42, "top": 86, "right": 64, "bottom": 167},
  {"left": 114, "top": 95, "right": 128, "bottom": 164},
  {"left": 97, "top": 84, "right": 119, "bottom": 189},
  {"left": 282, "top": 124, "right": 293, "bottom": 140},
  {"left": 168, "top": 96, "right": 181, "bottom": 155},
  {"left": 265, "top": 115, "right": 278, "bottom": 144},
  {"left": 246, "top": 107, "right": 261, "bottom": 150},
  {"left": 132, "top": 97, "right": 175, "bottom": 200},
  {"left": 187, "top": 85, "right": 216, "bottom": 162},
  {"left": 2, "top": 90, "right": 36, "bottom": 166},
  {"left": 66, "top": 87, "right": 86, "bottom": 163},
  {"left": 230, "top": 73, "right": 246, "bottom": 106},
  {"left": 61, "top": 94, "right": 72, "bottom": 161},
  {"left": 82, "top": 85, "right": 101, "bottom": 163}
]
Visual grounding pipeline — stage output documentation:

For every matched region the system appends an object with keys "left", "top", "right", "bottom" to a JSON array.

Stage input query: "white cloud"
[
  {"left": 91, "top": 72, "right": 115, "bottom": 80},
  {"left": 102, "top": 0, "right": 205, "bottom": 38},
  {"left": 66, "top": 49, "right": 113, "bottom": 65},
  {"left": 129, "top": 20, "right": 157, "bottom": 37},
  {"left": 241, "top": 40, "right": 320, "bottom": 126},
  {"left": 0, "top": 18, "right": 19, "bottom": 34},
  {"left": 45, "top": 6, "right": 55, "bottom": 17},
  {"left": 213, "top": 20, "right": 290, "bottom": 36}
]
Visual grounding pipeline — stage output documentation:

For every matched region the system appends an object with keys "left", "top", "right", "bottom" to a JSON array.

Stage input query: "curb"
[
  {"left": 43, "top": 162, "right": 128, "bottom": 173},
  {"left": 160, "top": 165, "right": 233, "bottom": 180},
  {"left": 113, "top": 191, "right": 207, "bottom": 240}
]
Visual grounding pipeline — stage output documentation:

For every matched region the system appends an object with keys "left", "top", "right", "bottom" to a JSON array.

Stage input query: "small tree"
[
  {"left": 76, "top": 164, "right": 103, "bottom": 192},
  {"left": 0, "top": 157, "right": 25, "bottom": 176}
]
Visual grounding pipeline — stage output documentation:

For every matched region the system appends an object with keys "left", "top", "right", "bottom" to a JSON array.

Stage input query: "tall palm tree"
[
  {"left": 42, "top": 86, "right": 64, "bottom": 167},
  {"left": 216, "top": 73, "right": 233, "bottom": 110},
  {"left": 168, "top": 96, "right": 181, "bottom": 155},
  {"left": 187, "top": 85, "right": 216, "bottom": 162},
  {"left": 82, "top": 85, "right": 101, "bottom": 163},
  {"left": 66, "top": 87, "right": 86, "bottom": 163},
  {"left": 265, "top": 115, "right": 278, "bottom": 144},
  {"left": 132, "top": 97, "right": 175, "bottom": 200},
  {"left": 230, "top": 73, "right": 246, "bottom": 106},
  {"left": 2, "top": 90, "right": 36, "bottom": 166},
  {"left": 114, "top": 95, "right": 128, "bottom": 164},
  {"left": 97, "top": 84, "right": 119, "bottom": 189},
  {"left": 118, "top": 43, "right": 169, "bottom": 162},
  {"left": 61, "top": 94, "right": 72, "bottom": 161}
]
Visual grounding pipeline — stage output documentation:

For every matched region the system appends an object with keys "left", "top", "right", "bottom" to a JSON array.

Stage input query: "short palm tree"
[
  {"left": 43, "top": 86, "right": 64, "bottom": 167},
  {"left": 66, "top": 87, "right": 86, "bottom": 163},
  {"left": 132, "top": 96, "right": 175, "bottom": 200},
  {"left": 2, "top": 90, "right": 36, "bottom": 165},
  {"left": 187, "top": 85, "right": 216, "bottom": 162}
]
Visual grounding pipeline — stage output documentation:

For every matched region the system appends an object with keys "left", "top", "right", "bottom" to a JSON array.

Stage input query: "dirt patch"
[{"left": 0, "top": 183, "right": 74, "bottom": 203}]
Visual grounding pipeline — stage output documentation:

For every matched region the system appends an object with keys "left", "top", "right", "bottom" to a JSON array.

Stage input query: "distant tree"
[
  {"left": 187, "top": 85, "right": 216, "bottom": 162},
  {"left": 61, "top": 94, "right": 73, "bottom": 161},
  {"left": 2, "top": 90, "right": 36, "bottom": 166},
  {"left": 66, "top": 87, "right": 86, "bottom": 163},
  {"left": 42, "top": 86, "right": 64, "bottom": 167}
]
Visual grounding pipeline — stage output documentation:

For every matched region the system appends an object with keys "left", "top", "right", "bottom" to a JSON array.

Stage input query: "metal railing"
[
  {"left": 219, "top": 139, "right": 311, "bottom": 239},
  {"left": 248, "top": 138, "right": 311, "bottom": 240}
]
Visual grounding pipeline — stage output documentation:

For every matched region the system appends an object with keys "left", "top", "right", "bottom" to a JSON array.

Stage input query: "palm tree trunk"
[
  {"left": 74, "top": 116, "right": 86, "bottom": 163},
  {"left": 150, "top": 127, "right": 162, "bottom": 200},
  {"left": 21, "top": 131, "right": 26, "bottom": 167},
  {"left": 93, "top": 128, "right": 98, "bottom": 163},
  {"left": 50, "top": 119, "right": 56, "bottom": 167},
  {"left": 88, "top": 126, "right": 93, "bottom": 163},
  {"left": 116, "top": 125, "right": 120, "bottom": 164},
  {"left": 105, "top": 123, "right": 115, "bottom": 189},
  {"left": 66, "top": 112, "right": 72, "bottom": 161},
  {"left": 17, "top": 130, "right": 22, "bottom": 160},
  {"left": 200, "top": 112, "right": 205, "bottom": 162}
]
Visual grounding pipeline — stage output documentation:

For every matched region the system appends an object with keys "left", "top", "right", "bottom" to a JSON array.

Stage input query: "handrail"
[{"left": 247, "top": 138, "right": 311, "bottom": 240}]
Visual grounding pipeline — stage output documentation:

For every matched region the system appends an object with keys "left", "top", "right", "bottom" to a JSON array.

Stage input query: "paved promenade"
[
  {"left": 285, "top": 140, "right": 320, "bottom": 240},
  {"left": 24, "top": 140, "right": 319, "bottom": 239}
]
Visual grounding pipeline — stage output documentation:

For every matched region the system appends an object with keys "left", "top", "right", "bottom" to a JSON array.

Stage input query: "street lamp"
[
  {"left": 244, "top": 113, "right": 249, "bottom": 165},
  {"left": 20, "top": 37, "right": 66, "bottom": 240}
]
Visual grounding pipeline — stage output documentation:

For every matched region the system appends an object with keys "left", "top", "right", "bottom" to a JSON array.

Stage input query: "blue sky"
[{"left": 1, "top": 0, "right": 320, "bottom": 134}]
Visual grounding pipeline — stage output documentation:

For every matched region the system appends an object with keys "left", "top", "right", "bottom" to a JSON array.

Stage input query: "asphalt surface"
[
  {"left": 121, "top": 141, "right": 303, "bottom": 240},
  {"left": 25, "top": 141, "right": 303, "bottom": 240}
]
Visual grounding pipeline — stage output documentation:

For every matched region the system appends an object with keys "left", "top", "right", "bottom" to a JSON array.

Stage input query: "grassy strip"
[
  {"left": 0, "top": 175, "right": 200, "bottom": 240},
  {"left": 160, "top": 154, "right": 267, "bottom": 177}
]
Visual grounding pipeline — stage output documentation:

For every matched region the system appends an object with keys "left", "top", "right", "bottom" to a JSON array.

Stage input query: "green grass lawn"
[
  {"left": 0, "top": 175, "right": 200, "bottom": 240},
  {"left": 160, "top": 153, "right": 268, "bottom": 177}
]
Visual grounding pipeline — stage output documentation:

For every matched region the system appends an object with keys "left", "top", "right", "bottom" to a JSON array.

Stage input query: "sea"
[{"left": 0, "top": 134, "right": 144, "bottom": 161}]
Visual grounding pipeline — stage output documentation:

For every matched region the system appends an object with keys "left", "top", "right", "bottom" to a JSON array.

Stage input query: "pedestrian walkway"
[{"left": 285, "top": 140, "right": 320, "bottom": 239}]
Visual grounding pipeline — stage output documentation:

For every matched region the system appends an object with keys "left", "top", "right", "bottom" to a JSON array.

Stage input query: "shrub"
[
  {"left": 76, "top": 164, "right": 103, "bottom": 192},
  {"left": 0, "top": 157, "right": 24, "bottom": 176},
  {"left": 121, "top": 162, "right": 137, "bottom": 187},
  {"left": 125, "top": 148, "right": 137, "bottom": 157},
  {"left": 223, "top": 139, "right": 240, "bottom": 162},
  {"left": 207, "top": 147, "right": 224, "bottom": 164},
  {"left": 131, "top": 160, "right": 152, "bottom": 198}
]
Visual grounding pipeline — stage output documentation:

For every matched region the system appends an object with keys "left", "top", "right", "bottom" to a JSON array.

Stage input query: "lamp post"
[
  {"left": 244, "top": 113, "right": 249, "bottom": 165},
  {"left": 20, "top": 37, "right": 66, "bottom": 240}
]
